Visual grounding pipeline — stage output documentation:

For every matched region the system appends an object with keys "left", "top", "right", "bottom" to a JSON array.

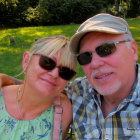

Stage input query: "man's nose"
[{"left": 90, "top": 53, "right": 104, "bottom": 69}]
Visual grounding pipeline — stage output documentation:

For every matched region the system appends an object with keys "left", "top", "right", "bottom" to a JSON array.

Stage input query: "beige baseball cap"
[{"left": 70, "top": 13, "right": 132, "bottom": 54}]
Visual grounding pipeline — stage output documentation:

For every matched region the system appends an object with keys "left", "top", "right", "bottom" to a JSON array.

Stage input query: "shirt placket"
[{"left": 102, "top": 118, "right": 113, "bottom": 140}]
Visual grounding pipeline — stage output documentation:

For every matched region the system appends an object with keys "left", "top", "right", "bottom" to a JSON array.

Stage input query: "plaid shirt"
[{"left": 65, "top": 64, "right": 140, "bottom": 140}]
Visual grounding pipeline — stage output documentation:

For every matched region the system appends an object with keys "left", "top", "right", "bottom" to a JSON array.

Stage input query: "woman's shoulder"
[
  {"left": 60, "top": 93, "right": 73, "bottom": 138},
  {"left": 60, "top": 93, "right": 72, "bottom": 119},
  {"left": 3, "top": 85, "right": 20, "bottom": 103},
  {"left": 60, "top": 93, "right": 72, "bottom": 108},
  {"left": 3, "top": 85, "right": 19, "bottom": 94}
]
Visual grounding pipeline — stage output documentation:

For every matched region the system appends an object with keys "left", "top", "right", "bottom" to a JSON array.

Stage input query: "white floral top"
[{"left": 0, "top": 90, "right": 62, "bottom": 140}]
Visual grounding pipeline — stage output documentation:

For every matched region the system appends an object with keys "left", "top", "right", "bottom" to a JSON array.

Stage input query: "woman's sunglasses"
[
  {"left": 77, "top": 39, "right": 131, "bottom": 65},
  {"left": 39, "top": 55, "right": 76, "bottom": 80}
]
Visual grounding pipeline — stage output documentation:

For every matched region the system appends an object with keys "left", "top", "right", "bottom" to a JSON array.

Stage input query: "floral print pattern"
[{"left": 0, "top": 92, "right": 62, "bottom": 140}]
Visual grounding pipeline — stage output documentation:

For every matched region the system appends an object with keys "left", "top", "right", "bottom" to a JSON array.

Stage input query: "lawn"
[
  {"left": 0, "top": 17, "right": 140, "bottom": 139},
  {"left": 0, "top": 17, "right": 140, "bottom": 80},
  {"left": 0, "top": 24, "right": 84, "bottom": 79}
]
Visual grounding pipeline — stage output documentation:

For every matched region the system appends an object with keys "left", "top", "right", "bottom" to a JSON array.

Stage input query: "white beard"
[{"left": 93, "top": 80, "right": 121, "bottom": 96}]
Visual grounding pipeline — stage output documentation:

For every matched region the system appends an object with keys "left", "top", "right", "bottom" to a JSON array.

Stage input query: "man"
[
  {"left": 1, "top": 13, "right": 140, "bottom": 139},
  {"left": 66, "top": 13, "right": 140, "bottom": 139}
]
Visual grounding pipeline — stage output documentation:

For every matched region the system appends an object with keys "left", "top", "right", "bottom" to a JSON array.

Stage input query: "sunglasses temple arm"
[{"left": 115, "top": 39, "right": 131, "bottom": 44}]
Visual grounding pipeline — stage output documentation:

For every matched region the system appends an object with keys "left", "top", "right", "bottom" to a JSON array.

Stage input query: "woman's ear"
[{"left": 22, "top": 51, "right": 30, "bottom": 72}]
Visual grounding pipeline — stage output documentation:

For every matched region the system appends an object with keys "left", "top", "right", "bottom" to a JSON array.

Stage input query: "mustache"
[{"left": 91, "top": 68, "right": 112, "bottom": 78}]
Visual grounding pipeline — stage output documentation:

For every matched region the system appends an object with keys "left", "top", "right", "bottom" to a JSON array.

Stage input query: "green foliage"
[
  {"left": 0, "top": 0, "right": 106, "bottom": 27},
  {"left": 37, "top": 0, "right": 105, "bottom": 25},
  {"left": 127, "top": 0, "right": 140, "bottom": 17},
  {"left": 24, "top": 7, "right": 40, "bottom": 25},
  {"left": 0, "top": 0, "right": 28, "bottom": 27},
  {"left": 108, "top": 0, "right": 128, "bottom": 18},
  {"left": 0, "top": 0, "right": 140, "bottom": 27},
  {"left": 0, "top": 0, "right": 39, "bottom": 27},
  {"left": 108, "top": 0, "right": 140, "bottom": 18},
  {"left": 0, "top": 0, "right": 18, "bottom": 27},
  {"left": 0, "top": 0, "right": 19, "bottom": 5}
]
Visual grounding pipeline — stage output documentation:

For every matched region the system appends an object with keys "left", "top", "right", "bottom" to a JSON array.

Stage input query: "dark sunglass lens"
[
  {"left": 77, "top": 52, "right": 92, "bottom": 65},
  {"left": 59, "top": 67, "right": 76, "bottom": 80},
  {"left": 96, "top": 42, "right": 116, "bottom": 57},
  {"left": 39, "top": 56, "right": 56, "bottom": 70}
]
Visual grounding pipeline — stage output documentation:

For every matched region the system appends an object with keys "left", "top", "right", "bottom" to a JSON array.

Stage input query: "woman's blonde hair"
[{"left": 26, "top": 35, "right": 77, "bottom": 71}]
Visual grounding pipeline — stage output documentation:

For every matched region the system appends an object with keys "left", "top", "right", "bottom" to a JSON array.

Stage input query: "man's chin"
[{"left": 94, "top": 82, "right": 121, "bottom": 96}]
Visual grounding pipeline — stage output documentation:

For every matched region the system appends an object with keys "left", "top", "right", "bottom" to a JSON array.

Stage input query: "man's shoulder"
[
  {"left": 64, "top": 76, "right": 93, "bottom": 99},
  {"left": 66, "top": 76, "right": 90, "bottom": 91}
]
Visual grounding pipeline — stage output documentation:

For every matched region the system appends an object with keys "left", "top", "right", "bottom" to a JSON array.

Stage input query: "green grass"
[
  {"left": 0, "top": 25, "right": 85, "bottom": 79},
  {"left": 127, "top": 18, "right": 140, "bottom": 59},
  {"left": 0, "top": 18, "right": 140, "bottom": 140},
  {"left": 0, "top": 17, "right": 140, "bottom": 80}
]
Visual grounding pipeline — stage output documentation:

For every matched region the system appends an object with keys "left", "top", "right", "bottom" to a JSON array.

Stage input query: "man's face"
[{"left": 79, "top": 32, "right": 138, "bottom": 96}]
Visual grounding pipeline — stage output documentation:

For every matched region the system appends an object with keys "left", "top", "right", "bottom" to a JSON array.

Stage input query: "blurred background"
[{"left": 0, "top": 0, "right": 140, "bottom": 80}]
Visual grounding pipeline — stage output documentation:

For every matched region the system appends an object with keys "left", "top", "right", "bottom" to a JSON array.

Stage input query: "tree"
[
  {"left": 0, "top": 0, "right": 19, "bottom": 26},
  {"left": 0, "top": 0, "right": 40, "bottom": 27},
  {"left": 127, "top": 0, "right": 140, "bottom": 17},
  {"left": 37, "top": 0, "right": 105, "bottom": 25},
  {"left": 108, "top": 0, "right": 140, "bottom": 18}
]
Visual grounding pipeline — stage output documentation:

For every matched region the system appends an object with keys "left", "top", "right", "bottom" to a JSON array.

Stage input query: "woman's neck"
[{"left": 17, "top": 84, "right": 54, "bottom": 120}]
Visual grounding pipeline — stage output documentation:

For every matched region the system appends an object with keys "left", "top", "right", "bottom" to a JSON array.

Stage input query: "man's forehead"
[
  {"left": 80, "top": 32, "right": 124, "bottom": 50},
  {"left": 81, "top": 32, "right": 123, "bottom": 42}
]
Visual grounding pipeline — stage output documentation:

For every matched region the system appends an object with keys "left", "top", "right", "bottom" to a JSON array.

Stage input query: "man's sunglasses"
[
  {"left": 77, "top": 39, "right": 131, "bottom": 65},
  {"left": 39, "top": 55, "right": 76, "bottom": 80}
]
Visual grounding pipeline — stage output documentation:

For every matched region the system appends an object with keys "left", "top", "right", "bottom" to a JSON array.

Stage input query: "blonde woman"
[{"left": 0, "top": 35, "right": 77, "bottom": 140}]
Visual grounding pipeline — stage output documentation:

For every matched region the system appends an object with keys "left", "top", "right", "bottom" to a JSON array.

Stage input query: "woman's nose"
[{"left": 49, "top": 67, "right": 59, "bottom": 78}]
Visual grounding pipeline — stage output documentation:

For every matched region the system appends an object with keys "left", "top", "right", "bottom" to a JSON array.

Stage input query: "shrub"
[
  {"left": 24, "top": 7, "right": 40, "bottom": 25},
  {"left": 37, "top": 0, "right": 105, "bottom": 25}
]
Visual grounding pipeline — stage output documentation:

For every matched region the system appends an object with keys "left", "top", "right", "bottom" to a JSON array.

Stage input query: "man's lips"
[{"left": 95, "top": 72, "right": 113, "bottom": 79}]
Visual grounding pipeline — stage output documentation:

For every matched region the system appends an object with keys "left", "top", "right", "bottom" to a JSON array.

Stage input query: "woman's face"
[{"left": 22, "top": 50, "right": 68, "bottom": 98}]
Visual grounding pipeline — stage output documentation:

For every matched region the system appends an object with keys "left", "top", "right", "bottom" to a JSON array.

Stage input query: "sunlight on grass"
[
  {"left": 0, "top": 24, "right": 80, "bottom": 79},
  {"left": 24, "top": 39, "right": 33, "bottom": 43},
  {"left": 0, "top": 33, "right": 9, "bottom": 40},
  {"left": 0, "top": 18, "right": 140, "bottom": 79},
  {"left": 129, "top": 26, "right": 136, "bottom": 29},
  {"left": 0, "top": 47, "right": 22, "bottom": 55},
  {"left": 136, "top": 37, "right": 140, "bottom": 40}
]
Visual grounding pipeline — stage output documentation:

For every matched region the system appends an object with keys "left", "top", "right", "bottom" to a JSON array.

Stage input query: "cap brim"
[{"left": 70, "top": 27, "right": 126, "bottom": 54}]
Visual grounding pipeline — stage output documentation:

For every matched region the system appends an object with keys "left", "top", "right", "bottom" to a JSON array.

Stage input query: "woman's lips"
[{"left": 41, "top": 78, "right": 56, "bottom": 86}]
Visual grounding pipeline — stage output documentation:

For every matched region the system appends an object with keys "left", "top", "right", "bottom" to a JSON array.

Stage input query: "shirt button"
[{"left": 105, "top": 135, "right": 109, "bottom": 140}]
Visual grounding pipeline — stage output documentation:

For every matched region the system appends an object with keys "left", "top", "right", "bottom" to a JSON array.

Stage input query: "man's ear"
[
  {"left": 22, "top": 51, "right": 30, "bottom": 71},
  {"left": 130, "top": 40, "right": 138, "bottom": 62}
]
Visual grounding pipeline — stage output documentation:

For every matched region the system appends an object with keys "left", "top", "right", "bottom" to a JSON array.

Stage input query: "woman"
[{"left": 0, "top": 35, "right": 77, "bottom": 140}]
